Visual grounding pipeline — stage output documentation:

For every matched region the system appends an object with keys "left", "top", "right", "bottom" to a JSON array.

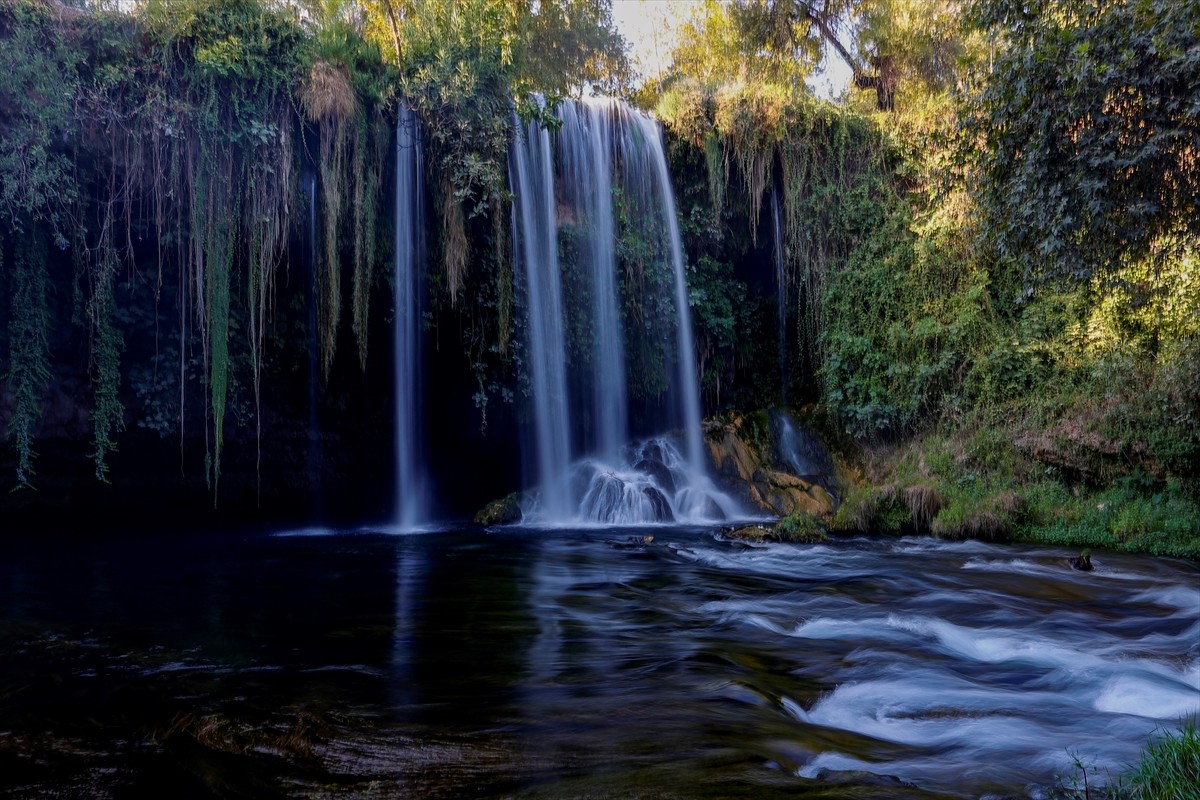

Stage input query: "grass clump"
[
  {"left": 1116, "top": 722, "right": 1200, "bottom": 800},
  {"left": 1064, "top": 722, "right": 1200, "bottom": 800},
  {"left": 829, "top": 485, "right": 909, "bottom": 534},
  {"left": 931, "top": 489, "right": 1024, "bottom": 541},
  {"left": 773, "top": 512, "right": 828, "bottom": 543}
]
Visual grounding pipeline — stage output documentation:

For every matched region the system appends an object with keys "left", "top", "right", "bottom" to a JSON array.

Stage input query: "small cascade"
[
  {"left": 773, "top": 410, "right": 837, "bottom": 498},
  {"left": 508, "top": 97, "right": 740, "bottom": 526},
  {"left": 770, "top": 187, "right": 788, "bottom": 401},
  {"left": 621, "top": 112, "right": 706, "bottom": 477},
  {"left": 304, "top": 171, "right": 324, "bottom": 515},
  {"left": 394, "top": 106, "right": 427, "bottom": 530},
  {"left": 521, "top": 438, "right": 738, "bottom": 525},
  {"left": 510, "top": 105, "right": 573, "bottom": 521}
]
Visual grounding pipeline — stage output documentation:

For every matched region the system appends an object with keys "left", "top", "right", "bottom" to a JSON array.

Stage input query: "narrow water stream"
[{"left": 1, "top": 528, "right": 1196, "bottom": 798}]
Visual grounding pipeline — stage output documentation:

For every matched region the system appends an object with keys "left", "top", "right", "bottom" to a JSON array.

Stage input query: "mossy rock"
[
  {"left": 774, "top": 511, "right": 829, "bottom": 543},
  {"left": 724, "top": 514, "right": 828, "bottom": 544},
  {"left": 474, "top": 493, "right": 522, "bottom": 525},
  {"left": 724, "top": 525, "right": 773, "bottom": 543}
]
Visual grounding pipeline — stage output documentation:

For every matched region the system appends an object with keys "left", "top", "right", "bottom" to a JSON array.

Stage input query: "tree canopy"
[
  {"left": 675, "top": 0, "right": 971, "bottom": 109},
  {"left": 965, "top": 0, "right": 1200, "bottom": 286}
]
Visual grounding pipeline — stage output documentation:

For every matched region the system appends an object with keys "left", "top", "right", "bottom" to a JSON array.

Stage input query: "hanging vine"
[
  {"left": 4, "top": 231, "right": 52, "bottom": 489},
  {"left": 350, "top": 109, "right": 387, "bottom": 371},
  {"left": 301, "top": 58, "right": 358, "bottom": 380}
]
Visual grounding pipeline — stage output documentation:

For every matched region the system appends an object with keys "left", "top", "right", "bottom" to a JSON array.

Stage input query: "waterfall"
[
  {"left": 394, "top": 106, "right": 427, "bottom": 530},
  {"left": 510, "top": 106, "right": 573, "bottom": 522},
  {"left": 305, "top": 171, "right": 324, "bottom": 517},
  {"left": 771, "top": 187, "right": 788, "bottom": 402},
  {"left": 630, "top": 112, "right": 706, "bottom": 478},
  {"left": 558, "top": 100, "right": 627, "bottom": 462},
  {"left": 507, "top": 98, "right": 740, "bottom": 526}
]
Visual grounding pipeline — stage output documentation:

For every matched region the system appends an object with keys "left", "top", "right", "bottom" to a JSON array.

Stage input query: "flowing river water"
[{"left": 2, "top": 527, "right": 1196, "bottom": 798}]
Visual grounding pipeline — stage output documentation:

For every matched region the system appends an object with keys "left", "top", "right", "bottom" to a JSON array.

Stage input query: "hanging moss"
[
  {"left": 350, "top": 110, "right": 387, "bottom": 372},
  {"left": 87, "top": 241, "right": 125, "bottom": 483},
  {"left": 439, "top": 177, "right": 469, "bottom": 304},
  {"left": 494, "top": 193, "right": 512, "bottom": 356},
  {"left": 302, "top": 59, "right": 358, "bottom": 380},
  {"left": 4, "top": 230, "right": 52, "bottom": 489}
]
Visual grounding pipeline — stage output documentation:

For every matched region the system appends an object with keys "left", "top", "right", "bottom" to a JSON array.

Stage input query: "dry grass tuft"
[
  {"left": 991, "top": 489, "right": 1024, "bottom": 516},
  {"left": 441, "top": 179, "right": 468, "bottom": 304},
  {"left": 931, "top": 490, "right": 1024, "bottom": 541},
  {"left": 300, "top": 60, "right": 358, "bottom": 125},
  {"left": 902, "top": 484, "right": 942, "bottom": 531}
]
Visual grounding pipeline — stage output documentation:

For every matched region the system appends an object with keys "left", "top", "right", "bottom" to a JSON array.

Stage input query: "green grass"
[{"left": 1117, "top": 722, "right": 1200, "bottom": 800}]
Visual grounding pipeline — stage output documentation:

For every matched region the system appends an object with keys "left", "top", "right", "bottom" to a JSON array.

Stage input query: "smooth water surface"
[{"left": 2, "top": 528, "right": 1196, "bottom": 798}]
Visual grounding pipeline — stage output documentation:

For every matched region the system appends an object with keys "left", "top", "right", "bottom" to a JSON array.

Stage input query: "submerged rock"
[
  {"left": 1070, "top": 550, "right": 1094, "bottom": 571},
  {"left": 474, "top": 493, "right": 523, "bottom": 525},
  {"left": 724, "top": 525, "right": 772, "bottom": 543}
]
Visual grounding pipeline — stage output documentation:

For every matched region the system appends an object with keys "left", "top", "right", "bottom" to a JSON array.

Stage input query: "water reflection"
[{"left": 0, "top": 529, "right": 1195, "bottom": 798}]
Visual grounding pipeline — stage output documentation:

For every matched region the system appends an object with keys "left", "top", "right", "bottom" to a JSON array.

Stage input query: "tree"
[
  {"left": 727, "top": 0, "right": 968, "bottom": 109},
  {"left": 965, "top": 0, "right": 1200, "bottom": 286},
  {"left": 669, "top": 0, "right": 812, "bottom": 88}
]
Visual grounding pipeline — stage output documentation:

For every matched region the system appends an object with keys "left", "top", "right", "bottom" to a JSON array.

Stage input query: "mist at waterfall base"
[{"left": 3, "top": 528, "right": 1196, "bottom": 798}]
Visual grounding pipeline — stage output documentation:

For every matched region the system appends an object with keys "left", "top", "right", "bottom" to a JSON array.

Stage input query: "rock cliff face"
[{"left": 704, "top": 411, "right": 838, "bottom": 518}]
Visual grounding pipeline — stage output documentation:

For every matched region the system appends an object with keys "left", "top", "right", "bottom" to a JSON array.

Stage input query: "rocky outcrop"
[
  {"left": 1014, "top": 400, "right": 1161, "bottom": 483},
  {"left": 704, "top": 411, "right": 838, "bottom": 518}
]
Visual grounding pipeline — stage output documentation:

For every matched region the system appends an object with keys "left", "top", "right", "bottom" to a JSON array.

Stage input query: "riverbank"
[{"left": 720, "top": 405, "right": 1200, "bottom": 561}]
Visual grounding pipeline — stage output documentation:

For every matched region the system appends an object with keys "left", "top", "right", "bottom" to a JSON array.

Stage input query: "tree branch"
[{"left": 791, "top": 0, "right": 864, "bottom": 75}]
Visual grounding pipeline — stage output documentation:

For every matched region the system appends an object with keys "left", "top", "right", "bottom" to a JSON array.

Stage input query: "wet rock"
[
  {"left": 706, "top": 410, "right": 839, "bottom": 518},
  {"left": 633, "top": 458, "right": 676, "bottom": 495},
  {"left": 724, "top": 525, "right": 771, "bottom": 543},
  {"left": 1070, "top": 550, "right": 1094, "bottom": 571},
  {"left": 641, "top": 486, "right": 675, "bottom": 522},
  {"left": 474, "top": 493, "right": 522, "bottom": 525},
  {"left": 608, "top": 534, "right": 655, "bottom": 550}
]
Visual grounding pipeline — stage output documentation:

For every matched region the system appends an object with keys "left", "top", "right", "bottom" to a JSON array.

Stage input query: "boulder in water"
[
  {"left": 641, "top": 486, "right": 674, "bottom": 522},
  {"left": 633, "top": 458, "right": 676, "bottom": 495},
  {"left": 474, "top": 493, "right": 522, "bottom": 525},
  {"left": 1070, "top": 550, "right": 1094, "bottom": 571},
  {"left": 724, "top": 525, "right": 772, "bottom": 543}
]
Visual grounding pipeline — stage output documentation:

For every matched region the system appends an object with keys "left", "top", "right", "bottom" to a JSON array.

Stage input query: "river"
[{"left": 2, "top": 527, "right": 1196, "bottom": 798}]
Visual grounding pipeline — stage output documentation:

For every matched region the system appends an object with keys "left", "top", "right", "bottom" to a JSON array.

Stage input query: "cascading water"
[
  {"left": 629, "top": 112, "right": 706, "bottom": 478},
  {"left": 557, "top": 100, "right": 626, "bottom": 462},
  {"left": 770, "top": 187, "right": 788, "bottom": 401},
  {"left": 510, "top": 105, "right": 573, "bottom": 522},
  {"left": 394, "top": 106, "right": 427, "bottom": 530},
  {"left": 510, "top": 99, "right": 739, "bottom": 525},
  {"left": 305, "top": 171, "right": 324, "bottom": 517}
]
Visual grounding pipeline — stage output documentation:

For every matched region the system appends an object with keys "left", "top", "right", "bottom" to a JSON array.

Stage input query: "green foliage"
[
  {"left": 614, "top": 182, "right": 674, "bottom": 402},
  {"left": 1114, "top": 722, "right": 1200, "bottom": 800},
  {"left": 397, "top": 0, "right": 511, "bottom": 303},
  {"left": 688, "top": 255, "right": 754, "bottom": 407},
  {"left": 965, "top": 0, "right": 1200, "bottom": 286},
  {"left": 87, "top": 246, "right": 125, "bottom": 483},
  {"left": 669, "top": 0, "right": 812, "bottom": 88},
  {"left": 4, "top": 232, "right": 52, "bottom": 489},
  {"left": 716, "top": 0, "right": 973, "bottom": 110},
  {"left": 661, "top": 85, "right": 903, "bottom": 410},
  {"left": 0, "top": 0, "right": 81, "bottom": 232},
  {"left": 822, "top": 196, "right": 996, "bottom": 439},
  {"left": 774, "top": 510, "right": 828, "bottom": 542}
]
